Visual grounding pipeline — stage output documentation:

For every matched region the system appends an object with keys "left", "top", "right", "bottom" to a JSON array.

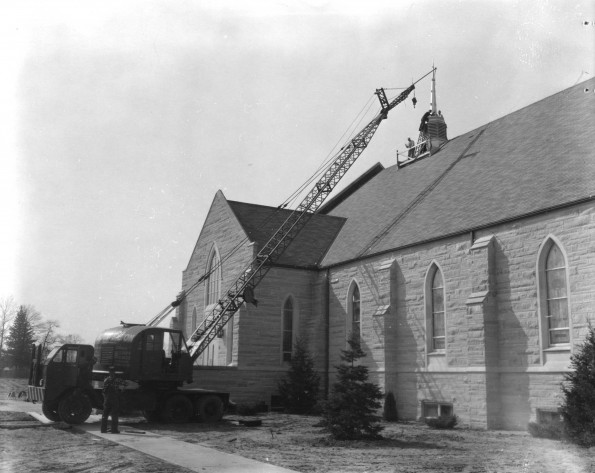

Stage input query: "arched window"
[
  {"left": 425, "top": 263, "right": 445, "bottom": 354},
  {"left": 431, "top": 269, "right": 445, "bottom": 350},
  {"left": 206, "top": 248, "right": 221, "bottom": 307},
  {"left": 191, "top": 307, "right": 197, "bottom": 331},
  {"left": 226, "top": 316, "right": 234, "bottom": 366},
  {"left": 282, "top": 297, "right": 294, "bottom": 362},
  {"left": 539, "top": 240, "right": 570, "bottom": 346},
  {"left": 348, "top": 282, "right": 361, "bottom": 341}
]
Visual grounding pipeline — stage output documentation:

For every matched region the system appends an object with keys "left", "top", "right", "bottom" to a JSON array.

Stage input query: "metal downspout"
[{"left": 324, "top": 269, "right": 330, "bottom": 398}]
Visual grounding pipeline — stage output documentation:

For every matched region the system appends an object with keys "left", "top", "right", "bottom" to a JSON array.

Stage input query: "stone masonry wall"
[
  {"left": 326, "top": 201, "right": 595, "bottom": 429},
  {"left": 177, "top": 191, "right": 324, "bottom": 404},
  {"left": 191, "top": 266, "right": 320, "bottom": 406},
  {"left": 178, "top": 191, "right": 594, "bottom": 425}
]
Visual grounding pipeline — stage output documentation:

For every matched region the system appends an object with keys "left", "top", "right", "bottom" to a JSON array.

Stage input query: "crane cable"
[
  {"left": 279, "top": 93, "right": 378, "bottom": 210},
  {"left": 279, "top": 84, "right": 412, "bottom": 210},
  {"left": 148, "top": 80, "right": 418, "bottom": 326}
]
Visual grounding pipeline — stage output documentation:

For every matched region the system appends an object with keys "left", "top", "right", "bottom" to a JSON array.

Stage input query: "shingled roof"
[
  {"left": 320, "top": 77, "right": 595, "bottom": 267},
  {"left": 228, "top": 200, "right": 345, "bottom": 268}
]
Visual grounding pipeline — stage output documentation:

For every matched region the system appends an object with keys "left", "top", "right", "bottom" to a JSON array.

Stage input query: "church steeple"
[
  {"left": 431, "top": 65, "right": 438, "bottom": 115},
  {"left": 400, "top": 67, "right": 449, "bottom": 166},
  {"left": 425, "top": 67, "right": 448, "bottom": 151}
]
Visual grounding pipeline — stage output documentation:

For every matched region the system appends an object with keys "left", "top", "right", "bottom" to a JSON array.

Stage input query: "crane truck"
[{"left": 27, "top": 70, "right": 433, "bottom": 425}]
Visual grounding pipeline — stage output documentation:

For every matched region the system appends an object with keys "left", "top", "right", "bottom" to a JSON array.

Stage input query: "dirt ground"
[{"left": 1, "top": 378, "right": 594, "bottom": 473}]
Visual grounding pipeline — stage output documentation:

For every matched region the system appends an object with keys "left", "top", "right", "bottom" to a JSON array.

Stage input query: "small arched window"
[
  {"left": 350, "top": 283, "right": 361, "bottom": 341},
  {"left": 543, "top": 242, "right": 570, "bottom": 345},
  {"left": 282, "top": 297, "right": 294, "bottom": 362},
  {"left": 431, "top": 269, "right": 445, "bottom": 350},
  {"left": 191, "top": 307, "right": 197, "bottom": 331},
  {"left": 206, "top": 248, "right": 221, "bottom": 307}
]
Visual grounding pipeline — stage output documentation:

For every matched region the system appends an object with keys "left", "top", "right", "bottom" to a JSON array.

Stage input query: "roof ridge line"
[
  {"left": 441, "top": 76, "right": 595, "bottom": 146},
  {"left": 355, "top": 127, "right": 488, "bottom": 258}
]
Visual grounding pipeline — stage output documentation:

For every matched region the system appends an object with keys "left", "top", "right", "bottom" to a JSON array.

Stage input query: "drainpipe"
[{"left": 324, "top": 269, "right": 330, "bottom": 398}]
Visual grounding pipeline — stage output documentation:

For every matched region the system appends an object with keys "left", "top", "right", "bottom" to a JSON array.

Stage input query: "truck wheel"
[
  {"left": 58, "top": 392, "right": 92, "bottom": 425},
  {"left": 42, "top": 402, "right": 61, "bottom": 422},
  {"left": 197, "top": 395, "right": 224, "bottom": 422},
  {"left": 161, "top": 395, "right": 193, "bottom": 423}
]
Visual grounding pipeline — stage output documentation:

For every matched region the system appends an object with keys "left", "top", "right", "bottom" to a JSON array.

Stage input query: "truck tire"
[
  {"left": 58, "top": 391, "right": 92, "bottom": 425},
  {"left": 161, "top": 394, "right": 193, "bottom": 423},
  {"left": 197, "top": 395, "right": 224, "bottom": 422},
  {"left": 42, "top": 402, "right": 61, "bottom": 422}
]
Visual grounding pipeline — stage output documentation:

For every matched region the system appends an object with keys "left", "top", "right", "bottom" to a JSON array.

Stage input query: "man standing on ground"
[{"left": 101, "top": 366, "right": 124, "bottom": 433}]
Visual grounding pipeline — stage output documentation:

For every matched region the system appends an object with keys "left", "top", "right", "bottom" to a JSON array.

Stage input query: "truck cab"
[{"left": 28, "top": 343, "right": 97, "bottom": 423}]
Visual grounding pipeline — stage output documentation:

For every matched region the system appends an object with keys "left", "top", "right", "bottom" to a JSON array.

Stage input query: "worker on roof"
[
  {"left": 419, "top": 109, "right": 432, "bottom": 134},
  {"left": 406, "top": 137, "right": 415, "bottom": 158}
]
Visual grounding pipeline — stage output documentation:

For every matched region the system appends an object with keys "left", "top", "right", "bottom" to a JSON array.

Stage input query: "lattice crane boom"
[{"left": 186, "top": 83, "right": 416, "bottom": 361}]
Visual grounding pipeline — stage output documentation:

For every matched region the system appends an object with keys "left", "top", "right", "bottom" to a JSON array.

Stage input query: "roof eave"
[{"left": 320, "top": 195, "right": 595, "bottom": 270}]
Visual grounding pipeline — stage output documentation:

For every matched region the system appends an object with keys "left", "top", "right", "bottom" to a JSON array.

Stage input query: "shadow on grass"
[
  {"left": 0, "top": 411, "right": 35, "bottom": 422},
  {"left": 314, "top": 436, "right": 446, "bottom": 450},
  {"left": 126, "top": 418, "right": 243, "bottom": 434}
]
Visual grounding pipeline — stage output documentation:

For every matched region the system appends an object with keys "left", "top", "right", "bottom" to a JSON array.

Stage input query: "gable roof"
[
  {"left": 227, "top": 200, "right": 345, "bottom": 268},
  {"left": 320, "top": 77, "right": 595, "bottom": 267}
]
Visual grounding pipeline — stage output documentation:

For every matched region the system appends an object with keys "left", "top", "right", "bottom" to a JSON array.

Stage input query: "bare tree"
[
  {"left": 57, "top": 333, "right": 84, "bottom": 345},
  {"left": 37, "top": 319, "right": 61, "bottom": 356},
  {"left": 24, "top": 305, "right": 43, "bottom": 340},
  {"left": 0, "top": 296, "right": 16, "bottom": 362}
]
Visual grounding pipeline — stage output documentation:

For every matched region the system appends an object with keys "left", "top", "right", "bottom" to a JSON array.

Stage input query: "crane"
[
  {"left": 183, "top": 69, "right": 435, "bottom": 362},
  {"left": 27, "top": 68, "right": 436, "bottom": 426}
]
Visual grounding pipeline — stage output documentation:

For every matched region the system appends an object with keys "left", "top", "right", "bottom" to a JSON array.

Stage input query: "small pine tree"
[
  {"left": 277, "top": 336, "right": 321, "bottom": 414},
  {"left": 321, "top": 333, "right": 384, "bottom": 439},
  {"left": 5, "top": 306, "right": 36, "bottom": 369},
  {"left": 560, "top": 325, "right": 595, "bottom": 447}
]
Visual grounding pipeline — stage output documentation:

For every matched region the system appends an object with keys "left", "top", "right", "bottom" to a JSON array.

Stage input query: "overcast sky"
[{"left": 1, "top": 0, "right": 593, "bottom": 344}]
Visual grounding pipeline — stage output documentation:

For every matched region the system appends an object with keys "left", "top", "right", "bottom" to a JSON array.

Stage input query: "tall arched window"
[
  {"left": 206, "top": 248, "right": 221, "bottom": 307},
  {"left": 540, "top": 240, "right": 570, "bottom": 346},
  {"left": 431, "top": 269, "right": 445, "bottom": 350},
  {"left": 348, "top": 282, "right": 361, "bottom": 341},
  {"left": 425, "top": 263, "right": 445, "bottom": 354},
  {"left": 191, "top": 307, "right": 197, "bottom": 331},
  {"left": 226, "top": 316, "right": 234, "bottom": 366},
  {"left": 282, "top": 297, "right": 294, "bottom": 362}
]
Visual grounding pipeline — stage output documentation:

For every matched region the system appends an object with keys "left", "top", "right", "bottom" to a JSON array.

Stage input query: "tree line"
[{"left": 0, "top": 296, "right": 83, "bottom": 371}]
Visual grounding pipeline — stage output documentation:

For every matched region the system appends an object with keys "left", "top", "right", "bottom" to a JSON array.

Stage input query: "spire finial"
[{"left": 431, "top": 65, "right": 437, "bottom": 114}]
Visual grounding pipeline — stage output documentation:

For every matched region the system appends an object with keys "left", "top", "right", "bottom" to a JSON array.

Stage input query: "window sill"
[
  {"left": 543, "top": 345, "right": 570, "bottom": 353},
  {"left": 428, "top": 351, "right": 446, "bottom": 357}
]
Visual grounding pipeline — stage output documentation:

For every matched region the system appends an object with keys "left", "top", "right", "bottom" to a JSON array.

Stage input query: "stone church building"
[{"left": 176, "top": 77, "right": 595, "bottom": 430}]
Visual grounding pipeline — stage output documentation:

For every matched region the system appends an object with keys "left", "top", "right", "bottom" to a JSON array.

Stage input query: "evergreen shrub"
[
  {"left": 277, "top": 336, "right": 321, "bottom": 414},
  {"left": 320, "top": 333, "right": 384, "bottom": 440},
  {"left": 560, "top": 325, "right": 595, "bottom": 447}
]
